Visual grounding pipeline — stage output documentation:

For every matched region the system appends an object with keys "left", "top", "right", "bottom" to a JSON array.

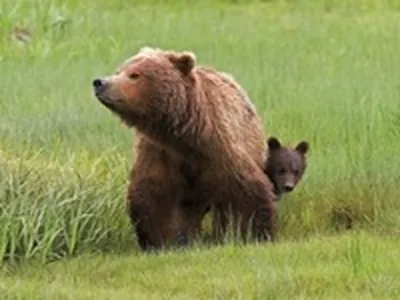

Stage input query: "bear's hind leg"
[{"left": 229, "top": 172, "right": 278, "bottom": 244}]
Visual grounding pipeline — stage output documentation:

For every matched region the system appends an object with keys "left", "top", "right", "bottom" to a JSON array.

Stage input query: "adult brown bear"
[{"left": 92, "top": 47, "right": 276, "bottom": 251}]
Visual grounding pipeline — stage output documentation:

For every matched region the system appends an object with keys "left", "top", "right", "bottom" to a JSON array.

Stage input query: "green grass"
[
  {"left": 1, "top": 0, "right": 400, "bottom": 298},
  {"left": 1, "top": 232, "right": 400, "bottom": 299}
]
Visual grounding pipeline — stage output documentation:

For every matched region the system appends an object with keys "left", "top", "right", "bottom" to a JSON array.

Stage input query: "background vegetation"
[{"left": 1, "top": 0, "right": 399, "bottom": 298}]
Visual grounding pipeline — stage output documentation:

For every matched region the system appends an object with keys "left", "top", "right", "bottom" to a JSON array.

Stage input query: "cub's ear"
[
  {"left": 167, "top": 51, "right": 196, "bottom": 76},
  {"left": 267, "top": 137, "right": 281, "bottom": 151},
  {"left": 295, "top": 141, "right": 309, "bottom": 155}
]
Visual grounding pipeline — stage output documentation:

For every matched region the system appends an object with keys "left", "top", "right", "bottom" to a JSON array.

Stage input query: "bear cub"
[
  {"left": 196, "top": 136, "right": 310, "bottom": 244},
  {"left": 265, "top": 136, "right": 309, "bottom": 202}
]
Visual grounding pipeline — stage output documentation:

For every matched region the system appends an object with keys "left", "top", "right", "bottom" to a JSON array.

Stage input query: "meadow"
[{"left": 1, "top": 0, "right": 400, "bottom": 298}]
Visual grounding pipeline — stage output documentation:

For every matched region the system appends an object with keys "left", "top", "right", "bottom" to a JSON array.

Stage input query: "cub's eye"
[
  {"left": 129, "top": 72, "right": 140, "bottom": 80},
  {"left": 278, "top": 168, "right": 285, "bottom": 175}
]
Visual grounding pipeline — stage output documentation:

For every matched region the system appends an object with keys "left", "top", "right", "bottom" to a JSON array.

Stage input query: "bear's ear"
[
  {"left": 168, "top": 51, "right": 196, "bottom": 76},
  {"left": 295, "top": 141, "right": 309, "bottom": 155},
  {"left": 267, "top": 137, "right": 281, "bottom": 151}
]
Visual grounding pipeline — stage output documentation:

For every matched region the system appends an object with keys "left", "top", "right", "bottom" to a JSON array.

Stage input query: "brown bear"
[
  {"left": 199, "top": 136, "right": 310, "bottom": 242},
  {"left": 265, "top": 136, "right": 309, "bottom": 201},
  {"left": 92, "top": 46, "right": 277, "bottom": 251}
]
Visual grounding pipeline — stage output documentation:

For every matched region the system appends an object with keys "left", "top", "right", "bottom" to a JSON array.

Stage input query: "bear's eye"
[
  {"left": 128, "top": 72, "right": 140, "bottom": 80},
  {"left": 278, "top": 168, "right": 285, "bottom": 175}
]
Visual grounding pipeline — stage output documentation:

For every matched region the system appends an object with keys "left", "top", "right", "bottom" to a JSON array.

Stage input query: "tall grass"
[{"left": 1, "top": 0, "right": 400, "bottom": 263}]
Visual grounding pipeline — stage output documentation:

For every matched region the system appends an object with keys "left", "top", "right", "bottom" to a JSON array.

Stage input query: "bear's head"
[
  {"left": 265, "top": 136, "right": 309, "bottom": 197},
  {"left": 92, "top": 47, "right": 197, "bottom": 128}
]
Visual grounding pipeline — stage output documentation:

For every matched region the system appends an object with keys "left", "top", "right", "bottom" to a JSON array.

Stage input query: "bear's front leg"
[
  {"left": 126, "top": 177, "right": 181, "bottom": 252},
  {"left": 175, "top": 187, "right": 211, "bottom": 247}
]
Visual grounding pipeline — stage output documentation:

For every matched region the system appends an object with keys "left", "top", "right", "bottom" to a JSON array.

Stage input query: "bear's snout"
[
  {"left": 283, "top": 183, "right": 294, "bottom": 192},
  {"left": 92, "top": 78, "right": 107, "bottom": 94}
]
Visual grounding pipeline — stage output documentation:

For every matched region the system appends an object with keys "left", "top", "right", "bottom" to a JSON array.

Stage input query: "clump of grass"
[{"left": 0, "top": 149, "right": 134, "bottom": 263}]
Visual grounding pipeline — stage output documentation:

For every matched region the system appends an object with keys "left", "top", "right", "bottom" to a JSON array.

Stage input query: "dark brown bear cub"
[
  {"left": 265, "top": 136, "right": 309, "bottom": 201},
  {"left": 198, "top": 136, "right": 310, "bottom": 243}
]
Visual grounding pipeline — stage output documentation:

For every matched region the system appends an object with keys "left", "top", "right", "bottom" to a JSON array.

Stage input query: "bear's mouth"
[
  {"left": 96, "top": 95, "right": 127, "bottom": 116},
  {"left": 95, "top": 94, "right": 118, "bottom": 109},
  {"left": 100, "top": 99, "right": 116, "bottom": 109},
  {"left": 94, "top": 91, "right": 111, "bottom": 104}
]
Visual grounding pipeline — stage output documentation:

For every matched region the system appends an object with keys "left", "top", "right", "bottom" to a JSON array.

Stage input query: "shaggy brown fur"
[{"left": 92, "top": 47, "right": 276, "bottom": 250}]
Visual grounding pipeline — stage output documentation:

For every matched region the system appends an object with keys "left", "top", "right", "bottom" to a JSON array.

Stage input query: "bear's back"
[{"left": 193, "top": 66, "right": 266, "bottom": 172}]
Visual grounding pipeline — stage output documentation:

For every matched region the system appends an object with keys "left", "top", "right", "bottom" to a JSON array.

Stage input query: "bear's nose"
[
  {"left": 283, "top": 184, "right": 294, "bottom": 192},
  {"left": 92, "top": 78, "right": 105, "bottom": 89}
]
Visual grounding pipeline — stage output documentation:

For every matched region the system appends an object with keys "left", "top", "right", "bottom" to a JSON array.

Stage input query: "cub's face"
[{"left": 265, "top": 137, "right": 309, "bottom": 196}]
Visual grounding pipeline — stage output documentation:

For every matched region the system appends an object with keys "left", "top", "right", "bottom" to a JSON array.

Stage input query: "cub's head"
[
  {"left": 265, "top": 136, "right": 309, "bottom": 197},
  {"left": 92, "top": 46, "right": 196, "bottom": 127}
]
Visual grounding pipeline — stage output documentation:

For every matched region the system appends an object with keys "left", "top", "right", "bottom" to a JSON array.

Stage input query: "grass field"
[{"left": 1, "top": 0, "right": 400, "bottom": 298}]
